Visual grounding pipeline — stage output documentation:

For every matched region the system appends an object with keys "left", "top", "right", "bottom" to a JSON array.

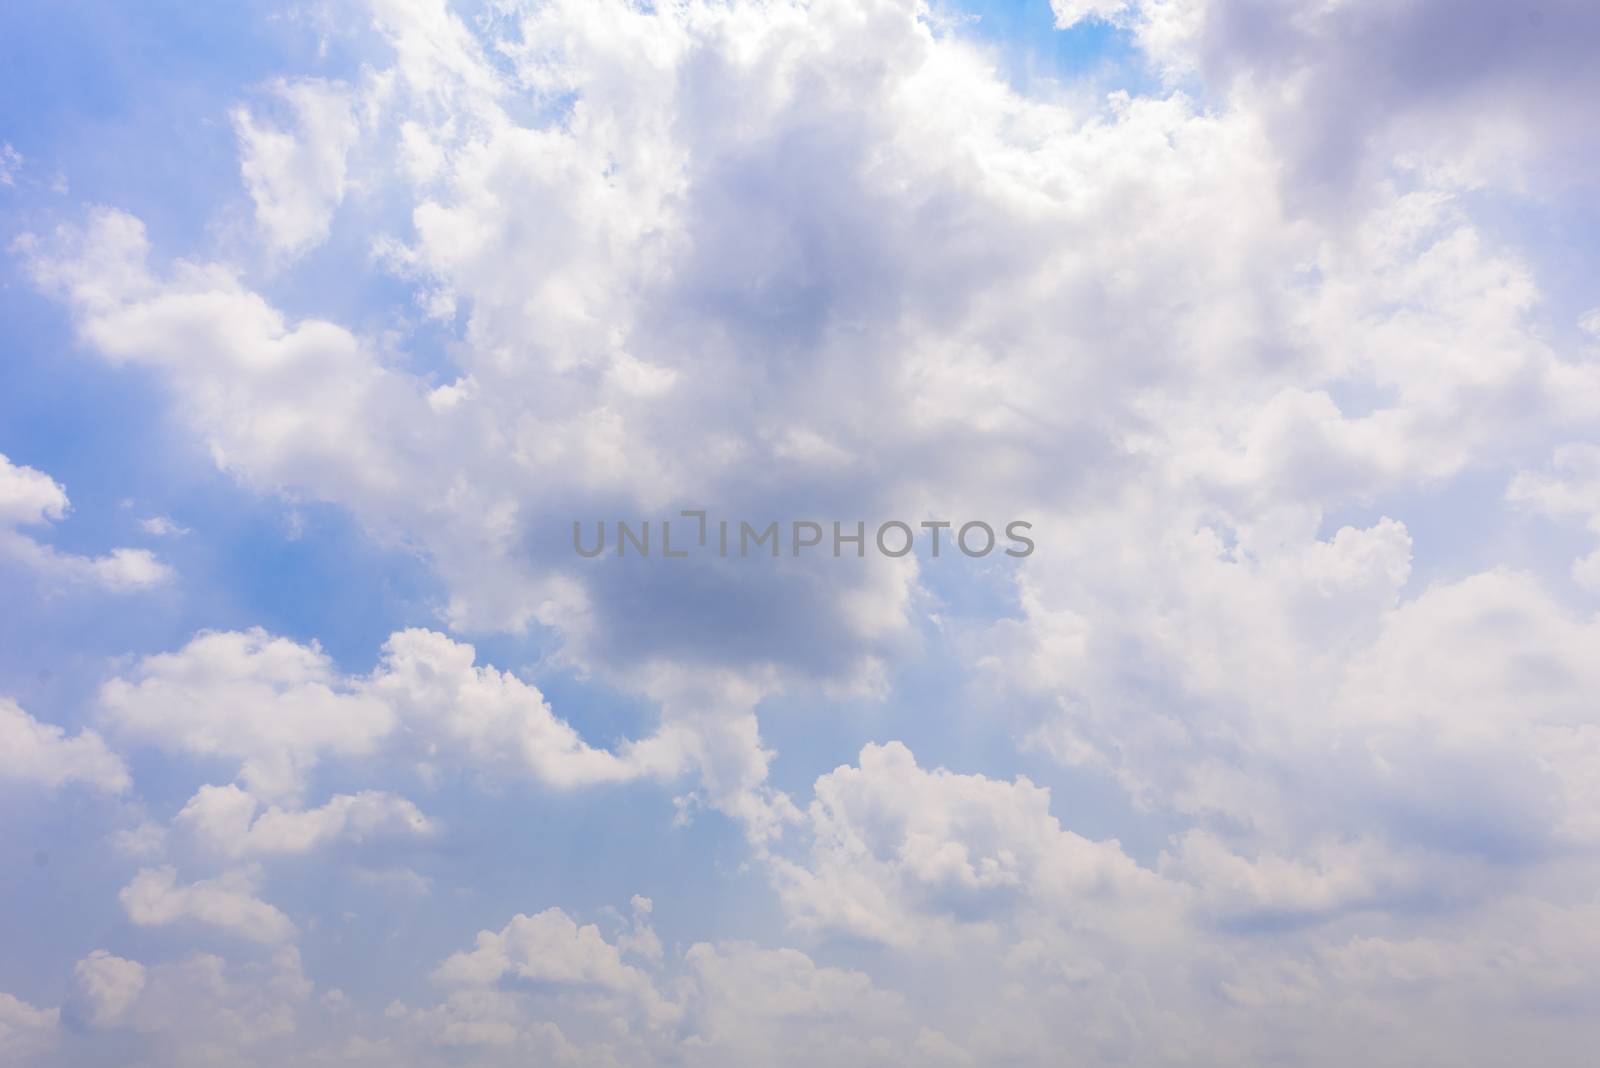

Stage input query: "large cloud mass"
[{"left": 5, "top": 0, "right": 1600, "bottom": 1064}]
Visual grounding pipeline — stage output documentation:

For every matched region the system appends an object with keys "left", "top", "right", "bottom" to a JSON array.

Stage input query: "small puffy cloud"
[
  {"left": 615, "top": 894, "right": 663, "bottom": 964},
  {"left": 0, "top": 453, "right": 171, "bottom": 592},
  {"left": 0, "top": 142, "right": 20, "bottom": 186},
  {"left": 176, "top": 783, "right": 436, "bottom": 856},
  {"left": 233, "top": 78, "right": 359, "bottom": 257},
  {"left": 65, "top": 546, "right": 169, "bottom": 591},
  {"left": 139, "top": 515, "right": 190, "bottom": 537},
  {"left": 0, "top": 696, "right": 130, "bottom": 793},
  {"left": 111, "top": 819, "right": 169, "bottom": 859},
  {"left": 100, "top": 628, "right": 395, "bottom": 803},
  {"left": 433, "top": 907, "right": 676, "bottom": 1028},
  {"left": 119, "top": 866, "right": 296, "bottom": 944},
  {"left": 24, "top": 209, "right": 425, "bottom": 509},
  {"left": 0, "top": 452, "right": 66, "bottom": 527},
  {"left": 372, "top": 627, "right": 689, "bottom": 788},
  {"left": 68, "top": 950, "right": 147, "bottom": 1029}
]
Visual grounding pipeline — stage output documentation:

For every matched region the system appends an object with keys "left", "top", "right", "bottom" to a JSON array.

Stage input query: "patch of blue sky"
[
  {"left": 938, "top": 0, "right": 1155, "bottom": 98},
  {"left": 0, "top": 1, "right": 356, "bottom": 250}
]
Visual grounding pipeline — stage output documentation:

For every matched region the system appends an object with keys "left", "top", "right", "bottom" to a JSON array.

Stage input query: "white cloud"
[
  {"left": 390, "top": 989, "right": 574, "bottom": 1056},
  {"left": 177, "top": 783, "right": 436, "bottom": 856},
  {"left": 233, "top": 78, "right": 360, "bottom": 258},
  {"left": 774, "top": 741, "right": 1179, "bottom": 949},
  {"left": 984, "top": 494, "right": 1600, "bottom": 874},
  {"left": 100, "top": 628, "right": 394, "bottom": 803},
  {"left": 679, "top": 941, "right": 915, "bottom": 1062},
  {"left": 98, "top": 625, "right": 684, "bottom": 801},
  {"left": 119, "top": 866, "right": 297, "bottom": 943},
  {"left": 0, "top": 696, "right": 130, "bottom": 793},
  {"left": 0, "top": 453, "right": 172, "bottom": 592},
  {"left": 0, "top": 142, "right": 20, "bottom": 186},
  {"left": 395, "top": 900, "right": 936, "bottom": 1067},
  {"left": 80, "top": 949, "right": 312, "bottom": 1066},
  {"left": 139, "top": 515, "right": 191, "bottom": 537},
  {"left": 0, "top": 453, "right": 68, "bottom": 529},
  {"left": 433, "top": 907, "right": 676, "bottom": 1027},
  {"left": 1159, "top": 830, "right": 1436, "bottom": 926},
  {"left": 68, "top": 950, "right": 147, "bottom": 1029},
  {"left": 615, "top": 894, "right": 663, "bottom": 965},
  {"left": 370, "top": 627, "right": 670, "bottom": 788},
  {"left": 14, "top": 0, "right": 1600, "bottom": 1062},
  {"left": 111, "top": 819, "right": 169, "bottom": 859},
  {"left": 1511, "top": 443, "right": 1600, "bottom": 519},
  {"left": 0, "top": 993, "right": 57, "bottom": 1064},
  {"left": 1509, "top": 442, "right": 1600, "bottom": 590},
  {"left": 29, "top": 0, "right": 1599, "bottom": 874}
]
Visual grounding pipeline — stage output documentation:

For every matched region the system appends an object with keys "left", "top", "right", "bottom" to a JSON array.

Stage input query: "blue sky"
[{"left": 3, "top": 2, "right": 1600, "bottom": 1065}]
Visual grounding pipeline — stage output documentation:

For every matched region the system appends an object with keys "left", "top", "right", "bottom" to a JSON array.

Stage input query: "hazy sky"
[{"left": 3, "top": 1, "right": 1600, "bottom": 1065}]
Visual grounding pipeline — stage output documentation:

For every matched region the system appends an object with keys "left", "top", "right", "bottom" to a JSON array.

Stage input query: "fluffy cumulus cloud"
[
  {"left": 6, "top": 0, "right": 1600, "bottom": 1064},
  {"left": 431, "top": 906, "right": 678, "bottom": 1030},
  {"left": 67, "top": 951, "right": 147, "bottom": 1030},
  {"left": 775, "top": 741, "right": 1179, "bottom": 950},
  {"left": 0, "top": 696, "right": 130, "bottom": 793},
  {"left": 98, "top": 625, "right": 682, "bottom": 800},
  {"left": 99, "top": 628, "right": 397, "bottom": 804},
  {"left": 119, "top": 866, "right": 298, "bottom": 944}
]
